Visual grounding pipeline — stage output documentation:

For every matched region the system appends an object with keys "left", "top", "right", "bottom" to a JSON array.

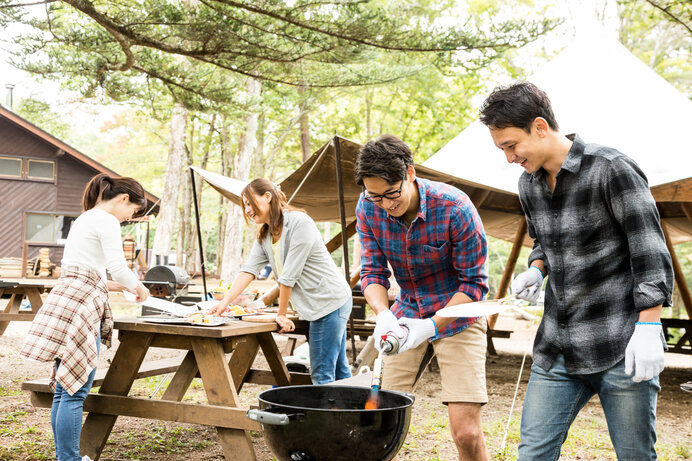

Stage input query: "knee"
[{"left": 452, "top": 425, "right": 484, "bottom": 452}]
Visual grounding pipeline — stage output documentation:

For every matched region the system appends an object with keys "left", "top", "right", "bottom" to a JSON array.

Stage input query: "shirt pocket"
[
  {"left": 412, "top": 241, "right": 451, "bottom": 278},
  {"left": 570, "top": 210, "right": 608, "bottom": 255}
]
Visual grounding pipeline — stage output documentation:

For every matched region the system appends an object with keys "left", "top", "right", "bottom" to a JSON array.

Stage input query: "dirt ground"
[{"left": 1, "top": 309, "right": 690, "bottom": 460}]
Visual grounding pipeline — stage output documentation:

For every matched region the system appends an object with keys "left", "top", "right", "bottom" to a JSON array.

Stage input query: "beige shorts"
[{"left": 381, "top": 316, "right": 488, "bottom": 404}]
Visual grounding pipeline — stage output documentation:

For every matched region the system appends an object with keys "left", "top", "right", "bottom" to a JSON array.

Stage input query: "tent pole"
[
  {"left": 660, "top": 219, "right": 692, "bottom": 318},
  {"left": 190, "top": 168, "right": 208, "bottom": 299},
  {"left": 489, "top": 218, "right": 527, "bottom": 329},
  {"left": 334, "top": 136, "right": 357, "bottom": 362}
]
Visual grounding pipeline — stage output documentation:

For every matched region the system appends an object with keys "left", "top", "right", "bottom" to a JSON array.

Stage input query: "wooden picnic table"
[
  {"left": 23, "top": 317, "right": 312, "bottom": 461},
  {"left": 0, "top": 278, "right": 56, "bottom": 336}
]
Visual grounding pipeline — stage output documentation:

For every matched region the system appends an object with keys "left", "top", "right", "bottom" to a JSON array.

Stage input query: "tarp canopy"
[
  {"left": 424, "top": 30, "right": 692, "bottom": 245},
  {"left": 193, "top": 136, "right": 531, "bottom": 244}
]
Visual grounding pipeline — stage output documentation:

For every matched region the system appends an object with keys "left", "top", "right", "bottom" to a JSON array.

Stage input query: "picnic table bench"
[{"left": 22, "top": 318, "right": 312, "bottom": 461}]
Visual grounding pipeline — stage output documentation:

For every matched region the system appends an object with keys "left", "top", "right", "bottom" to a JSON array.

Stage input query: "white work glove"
[
  {"left": 397, "top": 317, "right": 437, "bottom": 354},
  {"left": 374, "top": 310, "right": 406, "bottom": 352},
  {"left": 511, "top": 266, "right": 544, "bottom": 302},
  {"left": 625, "top": 323, "right": 666, "bottom": 382}
]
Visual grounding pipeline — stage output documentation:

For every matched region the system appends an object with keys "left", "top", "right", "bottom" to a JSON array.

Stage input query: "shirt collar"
[{"left": 530, "top": 133, "right": 584, "bottom": 182}]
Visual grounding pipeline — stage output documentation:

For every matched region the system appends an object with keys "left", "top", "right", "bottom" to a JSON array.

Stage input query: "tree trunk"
[
  {"left": 299, "top": 86, "right": 311, "bottom": 162},
  {"left": 221, "top": 77, "right": 261, "bottom": 282},
  {"left": 153, "top": 102, "right": 189, "bottom": 265}
]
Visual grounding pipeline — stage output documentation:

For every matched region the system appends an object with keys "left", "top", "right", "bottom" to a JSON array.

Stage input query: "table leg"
[
  {"left": 192, "top": 337, "right": 256, "bottom": 461},
  {"left": 228, "top": 336, "right": 260, "bottom": 393},
  {"left": 161, "top": 351, "right": 198, "bottom": 401},
  {"left": 257, "top": 332, "right": 291, "bottom": 387},
  {"left": 81, "top": 331, "right": 154, "bottom": 460},
  {"left": 0, "top": 292, "right": 22, "bottom": 336},
  {"left": 25, "top": 288, "right": 44, "bottom": 313}
]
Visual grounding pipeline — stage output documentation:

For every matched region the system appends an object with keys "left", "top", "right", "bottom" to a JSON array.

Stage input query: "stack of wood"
[
  {"left": 0, "top": 257, "right": 34, "bottom": 278},
  {"left": 123, "top": 239, "right": 136, "bottom": 269},
  {"left": 38, "top": 248, "right": 51, "bottom": 277}
]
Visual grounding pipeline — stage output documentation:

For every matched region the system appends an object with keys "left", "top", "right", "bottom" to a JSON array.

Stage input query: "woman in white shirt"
[
  {"left": 211, "top": 179, "right": 353, "bottom": 384},
  {"left": 21, "top": 174, "right": 150, "bottom": 461}
]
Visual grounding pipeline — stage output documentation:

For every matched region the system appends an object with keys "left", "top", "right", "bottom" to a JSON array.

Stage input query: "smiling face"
[
  {"left": 362, "top": 165, "right": 418, "bottom": 219},
  {"left": 489, "top": 118, "right": 549, "bottom": 175},
  {"left": 242, "top": 191, "right": 272, "bottom": 225},
  {"left": 111, "top": 194, "right": 143, "bottom": 223}
]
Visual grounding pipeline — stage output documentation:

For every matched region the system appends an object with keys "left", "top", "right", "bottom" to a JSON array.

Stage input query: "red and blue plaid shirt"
[{"left": 356, "top": 177, "right": 488, "bottom": 340}]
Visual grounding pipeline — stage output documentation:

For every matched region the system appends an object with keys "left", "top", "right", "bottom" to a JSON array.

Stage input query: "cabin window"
[
  {"left": 25, "top": 213, "right": 77, "bottom": 244},
  {"left": 28, "top": 159, "right": 55, "bottom": 180},
  {"left": 0, "top": 157, "right": 21, "bottom": 177}
]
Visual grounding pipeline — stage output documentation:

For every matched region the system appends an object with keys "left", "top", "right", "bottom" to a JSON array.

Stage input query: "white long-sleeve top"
[{"left": 61, "top": 209, "right": 139, "bottom": 290}]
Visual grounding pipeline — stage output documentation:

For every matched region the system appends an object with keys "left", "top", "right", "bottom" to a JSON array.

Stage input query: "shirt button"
[
  {"left": 552, "top": 241, "right": 558, "bottom": 248},
  {"left": 553, "top": 212, "right": 558, "bottom": 218},
  {"left": 558, "top": 323, "right": 566, "bottom": 328}
]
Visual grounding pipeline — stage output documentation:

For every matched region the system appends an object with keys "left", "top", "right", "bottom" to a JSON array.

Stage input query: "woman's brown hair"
[
  {"left": 82, "top": 173, "right": 147, "bottom": 215},
  {"left": 242, "top": 179, "right": 300, "bottom": 242}
]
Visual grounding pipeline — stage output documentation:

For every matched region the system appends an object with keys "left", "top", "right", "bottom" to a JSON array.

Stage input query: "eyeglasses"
[{"left": 362, "top": 179, "right": 404, "bottom": 203}]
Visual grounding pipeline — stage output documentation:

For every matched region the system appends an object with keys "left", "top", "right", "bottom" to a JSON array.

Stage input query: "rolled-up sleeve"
[
  {"left": 450, "top": 199, "right": 488, "bottom": 302},
  {"left": 520, "top": 196, "right": 547, "bottom": 271},
  {"left": 356, "top": 199, "right": 391, "bottom": 290},
  {"left": 605, "top": 157, "right": 673, "bottom": 309},
  {"left": 239, "top": 240, "right": 269, "bottom": 279}
]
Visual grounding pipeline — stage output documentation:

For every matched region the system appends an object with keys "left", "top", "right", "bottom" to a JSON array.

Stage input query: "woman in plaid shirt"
[
  {"left": 480, "top": 82, "right": 673, "bottom": 460},
  {"left": 20, "top": 174, "right": 150, "bottom": 461}
]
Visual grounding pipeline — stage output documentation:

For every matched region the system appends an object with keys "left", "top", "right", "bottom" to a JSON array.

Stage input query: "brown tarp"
[{"left": 193, "top": 135, "right": 692, "bottom": 246}]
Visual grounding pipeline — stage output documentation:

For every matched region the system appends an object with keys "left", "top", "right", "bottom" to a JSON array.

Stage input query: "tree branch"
[
  {"left": 0, "top": 0, "right": 57, "bottom": 8},
  {"left": 644, "top": 0, "right": 692, "bottom": 34}
]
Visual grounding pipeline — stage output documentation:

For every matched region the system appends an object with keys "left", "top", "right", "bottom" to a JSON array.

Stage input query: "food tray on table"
[{"left": 137, "top": 315, "right": 232, "bottom": 327}]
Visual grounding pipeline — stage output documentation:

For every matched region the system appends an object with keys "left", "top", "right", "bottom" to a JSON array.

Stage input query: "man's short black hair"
[
  {"left": 479, "top": 81, "right": 559, "bottom": 133},
  {"left": 354, "top": 134, "right": 413, "bottom": 186}
]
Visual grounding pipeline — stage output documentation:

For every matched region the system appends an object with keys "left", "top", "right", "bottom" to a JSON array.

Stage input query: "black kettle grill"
[{"left": 143, "top": 265, "right": 190, "bottom": 299}]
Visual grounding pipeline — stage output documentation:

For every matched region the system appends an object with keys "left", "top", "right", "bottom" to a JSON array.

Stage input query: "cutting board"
[{"left": 242, "top": 313, "right": 299, "bottom": 323}]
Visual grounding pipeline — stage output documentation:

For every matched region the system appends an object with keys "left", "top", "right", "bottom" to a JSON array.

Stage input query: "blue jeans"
[
  {"left": 519, "top": 353, "right": 659, "bottom": 461},
  {"left": 51, "top": 332, "right": 100, "bottom": 461},
  {"left": 309, "top": 299, "right": 352, "bottom": 384}
]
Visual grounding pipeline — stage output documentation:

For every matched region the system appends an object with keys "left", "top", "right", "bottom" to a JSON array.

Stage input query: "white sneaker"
[{"left": 82, "top": 456, "right": 93, "bottom": 461}]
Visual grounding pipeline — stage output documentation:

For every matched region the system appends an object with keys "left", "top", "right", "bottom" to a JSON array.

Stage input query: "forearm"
[
  {"left": 220, "top": 272, "right": 255, "bottom": 306},
  {"left": 432, "top": 291, "right": 473, "bottom": 329},
  {"left": 277, "top": 284, "right": 293, "bottom": 315},
  {"left": 363, "top": 283, "right": 391, "bottom": 315},
  {"left": 107, "top": 280, "right": 127, "bottom": 292},
  {"left": 529, "top": 259, "right": 546, "bottom": 276},
  {"left": 637, "top": 305, "right": 662, "bottom": 322}
]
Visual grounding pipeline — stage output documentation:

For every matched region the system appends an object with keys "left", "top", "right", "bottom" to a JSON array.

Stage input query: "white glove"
[
  {"left": 511, "top": 266, "right": 544, "bottom": 302},
  {"left": 625, "top": 323, "right": 666, "bottom": 382},
  {"left": 397, "top": 317, "right": 437, "bottom": 354},
  {"left": 374, "top": 310, "right": 406, "bottom": 352}
]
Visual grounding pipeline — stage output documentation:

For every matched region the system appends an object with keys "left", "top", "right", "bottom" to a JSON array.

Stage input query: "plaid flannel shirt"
[
  {"left": 521, "top": 134, "right": 673, "bottom": 374},
  {"left": 20, "top": 266, "right": 111, "bottom": 395},
  {"left": 357, "top": 177, "right": 488, "bottom": 340}
]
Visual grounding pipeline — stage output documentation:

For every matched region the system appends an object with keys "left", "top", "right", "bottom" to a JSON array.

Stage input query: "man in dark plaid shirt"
[
  {"left": 480, "top": 81, "right": 673, "bottom": 460},
  {"left": 355, "top": 135, "right": 490, "bottom": 460}
]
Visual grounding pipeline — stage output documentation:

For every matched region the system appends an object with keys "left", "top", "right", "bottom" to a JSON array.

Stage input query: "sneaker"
[{"left": 82, "top": 456, "right": 93, "bottom": 461}]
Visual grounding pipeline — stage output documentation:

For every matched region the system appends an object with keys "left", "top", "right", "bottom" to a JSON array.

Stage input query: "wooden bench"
[
  {"left": 22, "top": 357, "right": 183, "bottom": 409},
  {"left": 661, "top": 318, "right": 692, "bottom": 354}
]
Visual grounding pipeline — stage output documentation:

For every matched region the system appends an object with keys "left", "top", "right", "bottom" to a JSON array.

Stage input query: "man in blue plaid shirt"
[
  {"left": 480, "top": 81, "right": 673, "bottom": 460},
  {"left": 355, "top": 135, "right": 490, "bottom": 460}
]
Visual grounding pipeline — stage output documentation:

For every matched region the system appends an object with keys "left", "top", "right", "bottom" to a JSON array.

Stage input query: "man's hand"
[
  {"left": 511, "top": 266, "right": 544, "bottom": 302},
  {"left": 374, "top": 310, "right": 406, "bottom": 351},
  {"left": 397, "top": 317, "right": 437, "bottom": 354},
  {"left": 625, "top": 323, "right": 666, "bottom": 382}
]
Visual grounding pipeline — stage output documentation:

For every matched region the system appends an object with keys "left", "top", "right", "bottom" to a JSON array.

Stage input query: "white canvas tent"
[{"left": 424, "top": 29, "right": 692, "bottom": 320}]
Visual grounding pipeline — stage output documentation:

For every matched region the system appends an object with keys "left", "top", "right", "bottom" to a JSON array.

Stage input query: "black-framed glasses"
[{"left": 362, "top": 179, "right": 404, "bottom": 203}]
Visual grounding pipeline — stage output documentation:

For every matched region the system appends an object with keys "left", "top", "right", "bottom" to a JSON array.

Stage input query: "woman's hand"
[
  {"left": 209, "top": 301, "right": 229, "bottom": 316},
  {"left": 135, "top": 282, "right": 150, "bottom": 302},
  {"left": 275, "top": 314, "right": 295, "bottom": 333}
]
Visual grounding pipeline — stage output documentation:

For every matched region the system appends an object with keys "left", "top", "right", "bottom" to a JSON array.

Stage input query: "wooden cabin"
[{"left": 0, "top": 105, "right": 159, "bottom": 277}]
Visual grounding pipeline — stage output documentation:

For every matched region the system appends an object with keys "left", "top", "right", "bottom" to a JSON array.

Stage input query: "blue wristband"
[
  {"left": 635, "top": 322, "right": 662, "bottom": 326},
  {"left": 429, "top": 317, "right": 438, "bottom": 336}
]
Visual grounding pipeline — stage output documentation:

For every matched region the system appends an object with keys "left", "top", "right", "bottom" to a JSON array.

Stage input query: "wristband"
[
  {"left": 635, "top": 322, "right": 662, "bottom": 326},
  {"left": 429, "top": 317, "right": 438, "bottom": 336},
  {"left": 529, "top": 266, "right": 544, "bottom": 278}
]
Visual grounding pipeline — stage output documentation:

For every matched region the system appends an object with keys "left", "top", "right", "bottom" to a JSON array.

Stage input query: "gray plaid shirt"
[{"left": 520, "top": 134, "right": 673, "bottom": 374}]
